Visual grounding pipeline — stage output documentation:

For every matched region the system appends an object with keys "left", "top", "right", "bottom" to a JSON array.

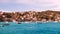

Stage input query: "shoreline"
[{"left": 0, "top": 21, "right": 60, "bottom": 23}]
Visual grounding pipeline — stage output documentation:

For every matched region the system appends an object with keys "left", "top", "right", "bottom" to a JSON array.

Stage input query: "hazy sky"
[{"left": 0, "top": 0, "right": 60, "bottom": 12}]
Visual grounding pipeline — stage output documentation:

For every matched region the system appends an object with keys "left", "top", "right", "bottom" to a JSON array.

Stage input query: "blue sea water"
[{"left": 0, "top": 22, "right": 60, "bottom": 34}]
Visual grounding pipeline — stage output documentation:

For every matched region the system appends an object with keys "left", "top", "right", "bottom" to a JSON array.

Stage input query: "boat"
[
  {"left": 2, "top": 23, "right": 9, "bottom": 27},
  {"left": 17, "top": 22, "right": 21, "bottom": 24},
  {"left": 25, "top": 22, "right": 29, "bottom": 23},
  {"left": 1, "top": 21, "right": 9, "bottom": 27}
]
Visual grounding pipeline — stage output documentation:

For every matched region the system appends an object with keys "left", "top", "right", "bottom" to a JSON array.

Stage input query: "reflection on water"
[{"left": 0, "top": 22, "right": 60, "bottom": 34}]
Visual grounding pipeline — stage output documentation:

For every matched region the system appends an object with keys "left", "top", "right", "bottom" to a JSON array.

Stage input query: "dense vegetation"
[{"left": 0, "top": 10, "right": 60, "bottom": 22}]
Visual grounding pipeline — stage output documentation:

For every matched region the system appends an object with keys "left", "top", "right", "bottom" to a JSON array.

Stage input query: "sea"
[{"left": 0, "top": 22, "right": 60, "bottom": 34}]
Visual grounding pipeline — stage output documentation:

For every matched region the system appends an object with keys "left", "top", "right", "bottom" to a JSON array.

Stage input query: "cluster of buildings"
[{"left": 0, "top": 10, "right": 60, "bottom": 23}]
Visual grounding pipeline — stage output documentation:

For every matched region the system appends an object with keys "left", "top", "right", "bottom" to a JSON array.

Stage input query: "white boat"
[
  {"left": 25, "top": 22, "right": 29, "bottom": 23},
  {"left": 54, "top": 21, "right": 58, "bottom": 23},
  {"left": 12, "top": 20, "right": 17, "bottom": 23},
  {"left": 5, "top": 21, "right": 8, "bottom": 24}
]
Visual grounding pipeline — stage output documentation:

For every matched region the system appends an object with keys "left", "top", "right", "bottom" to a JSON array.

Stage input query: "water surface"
[{"left": 0, "top": 22, "right": 60, "bottom": 34}]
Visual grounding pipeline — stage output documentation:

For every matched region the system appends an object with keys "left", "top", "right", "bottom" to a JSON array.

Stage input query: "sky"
[{"left": 0, "top": 0, "right": 60, "bottom": 12}]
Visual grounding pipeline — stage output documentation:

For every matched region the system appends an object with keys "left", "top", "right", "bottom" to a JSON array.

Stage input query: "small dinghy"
[
  {"left": 12, "top": 20, "right": 21, "bottom": 24},
  {"left": 17, "top": 22, "right": 21, "bottom": 24},
  {"left": 25, "top": 22, "right": 29, "bottom": 23},
  {"left": 16, "top": 21, "right": 21, "bottom": 24},
  {"left": 2, "top": 22, "right": 9, "bottom": 27},
  {"left": 2, "top": 23, "right": 9, "bottom": 27}
]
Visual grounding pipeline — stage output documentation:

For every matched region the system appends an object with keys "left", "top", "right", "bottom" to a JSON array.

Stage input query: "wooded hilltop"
[{"left": 0, "top": 10, "right": 60, "bottom": 22}]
